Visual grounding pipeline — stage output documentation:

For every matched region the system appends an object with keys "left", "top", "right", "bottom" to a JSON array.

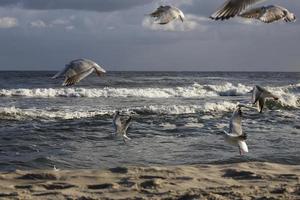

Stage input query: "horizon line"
[{"left": 0, "top": 70, "right": 299, "bottom": 73}]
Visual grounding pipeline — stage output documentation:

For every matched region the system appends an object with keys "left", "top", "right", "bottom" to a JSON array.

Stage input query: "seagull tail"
[{"left": 238, "top": 141, "right": 248, "bottom": 154}]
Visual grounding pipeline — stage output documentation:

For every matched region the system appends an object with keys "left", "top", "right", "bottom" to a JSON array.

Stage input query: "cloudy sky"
[{"left": 0, "top": 0, "right": 299, "bottom": 71}]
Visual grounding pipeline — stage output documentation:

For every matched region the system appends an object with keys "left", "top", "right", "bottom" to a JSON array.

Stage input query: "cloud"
[
  {"left": 142, "top": 14, "right": 208, "bottom": 32},
  {"left": 0, "top": 0, "right": 153, "bottom": 12},
  {"left": 30, "top": 17, "right": 74, "bottom": 29},
  {"left": 0, "top": 1, "right": 299, "bottom": 71},
  {"left": 30, "top": 20, "right": 47, "bottom": 28},
  {"left": 0, "top": 17, "right": 18, "bottom": 28}
]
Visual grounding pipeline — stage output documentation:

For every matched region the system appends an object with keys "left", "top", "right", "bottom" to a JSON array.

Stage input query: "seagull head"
[{"left": 285, "top": 12, "right": 296, "bottom": 22}]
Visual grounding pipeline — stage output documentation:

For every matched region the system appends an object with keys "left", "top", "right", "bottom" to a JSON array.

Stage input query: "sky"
[{"left": 0, "top": 0, "right": 299, "bottom": 71}]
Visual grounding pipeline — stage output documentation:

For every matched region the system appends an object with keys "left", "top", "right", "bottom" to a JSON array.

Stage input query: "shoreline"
[{"left": 0, "top": 162, "right": 299, "bottom": 199}]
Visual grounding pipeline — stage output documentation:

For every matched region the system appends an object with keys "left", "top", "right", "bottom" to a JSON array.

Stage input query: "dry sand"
[{"left": 0, "top": 162, "right": 299, "bottom": 200}]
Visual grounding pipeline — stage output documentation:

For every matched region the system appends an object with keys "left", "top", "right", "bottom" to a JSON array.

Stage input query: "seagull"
[
  {"left": 52, "top": 58, "right": 106, "bottom": 86},
  {"left": 113, "top": 111, "right": 132, "bottom": 142},
  {"left": 224, "top": 106, "right": 248, "bottom": 155},
  {"left": 239, "top": 5, "right": 296, "bottom": 23},
  {"left": 149, "top": 5, "right": 185, "bottom": 25},
  {"left": 53, "top": 165, "right": 60, "bottom": 172},
  {"left": 252, "top": 85, "right": 279, "bottom": 113},
  {"left": 210, "top": 0, "right": 295, "bottom": 21}
]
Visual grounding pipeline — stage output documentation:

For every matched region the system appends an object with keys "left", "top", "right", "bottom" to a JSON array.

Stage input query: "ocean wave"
[
  {"left": 0, "top": 106, "right": 110, "bottom": 120},
  {"left": 203, "top": 82, "right": 252, "bottom": 96},
  {"left": 0, "top": 82, "right": 251, "bottom": 98},
  {"left": 1, "top": 83, "right": 298, "bottom": 100},
  {"left": 133, "top": 101, "right": 238, "bottom": 115},
  {"left": 0, "top": 97, "right": 298, "bottom": 121},
  {"left": 0, "top": 85, "right": 218, "bottom": 98},
  {"left": 266, "top": 86, "right": 300, "bottom": 108},
  {"left": 0, "top": 102, "right": 239, "bottom": 120}
]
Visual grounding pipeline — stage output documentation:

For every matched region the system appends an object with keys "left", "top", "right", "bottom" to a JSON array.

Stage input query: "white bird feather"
[{"left": 224, "top": 106, "right": 248, "bottom": 155}]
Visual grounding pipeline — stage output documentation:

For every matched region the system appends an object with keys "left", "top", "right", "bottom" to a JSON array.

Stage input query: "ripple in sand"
[
  {"left": 18, "top": 173, "right": 57, "bottom": 180},
  {"left": 87, "top": 183, "right": 117, "bottom": 190},
  {"left": 42, "top": 182, "right": 77, "bottom": 190},
  {"left": 222, "top": 169, "right": 263, "bottom": 180}
]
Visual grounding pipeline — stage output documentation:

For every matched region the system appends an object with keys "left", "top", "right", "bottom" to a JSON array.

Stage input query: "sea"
[{"left": 0, "top": 71, "right": 299, "bottom": 171}]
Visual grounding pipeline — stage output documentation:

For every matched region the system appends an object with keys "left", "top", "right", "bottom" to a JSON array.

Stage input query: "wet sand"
[{"left": 0, "top": 162, "right": 299, "bottom": 200}]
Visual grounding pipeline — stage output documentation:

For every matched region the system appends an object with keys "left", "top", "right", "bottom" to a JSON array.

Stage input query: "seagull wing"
[
  {"left": 259, "top": 6, "right": 286, "bottom": 23},
  {"left": 150, "top": 6, "right": 170, "bottom": 18},
  {"left": 211, "top": 0, "right": 266, "bottom": 20},
  {"left": 113, "top": 115, "right": 123, "bottom": 133},
  {"left": 229, "top": 107, "right": 243, "bottom": 137},
  {"left": 122, "top": 116, "right": 132, "bottom": 134},
  {"left": 82, "top": 59, "right": 106, "bottom": 75},
  {"left": 156, "top": 9, "right": 177, "bottom": 24},
  {"left": 260, "top": 86, "right": 278, "bottom": 100},
  {"left": 239, "top": 7, "right": 264, "bottom": 19},
  {"left": 252, "top": 85, "right": 263, "bottom": 104},
  {"left": 63, "top": 67, "right": 94, "bottom": 86},
  {"left": 258, "top": 97, "right": 265, "bottom": 113}
]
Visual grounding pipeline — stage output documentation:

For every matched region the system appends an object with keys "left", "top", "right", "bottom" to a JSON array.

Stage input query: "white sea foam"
[
  {"left": 137, "top": 101, "right": 238, "bottom": 115},
  {"left": 0, "top": 83, "right": 298, "bottom": 104},
  {"left": 0, "top": 101, "right": 240, "bottom": 120},
  {"left": 0, "top": 86, "right": 214, "bottom": 98},
  {"left": 0, "top": 82, "right": 252, "bottom": 98},
  {"left": 184, "top": 123, "right": 204, "bottom": 128},
  {"left": 159, "top": 123, "right": 177, "bottom": 130},
  {"left": 203, "top": 82, "right": 252, "bottom": 96},
  {"left": 266, "top": 86, "right": 300, "bottom": 108},
  {"left": 0, "top": 106, "right": 111, "bottom": 120}
]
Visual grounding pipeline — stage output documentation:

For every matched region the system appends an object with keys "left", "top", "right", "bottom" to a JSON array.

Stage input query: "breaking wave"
[
  {"left": 134, "top": 101, "right": 238, "bottom": 115},
  {"left": 0, "top": 101, "right": 239, "bottom": 120},
  {"left": 0, "top": 82, "right": 254, "bottom": 98},
  {"left": 0, "top": 83, "right": 298, "bottom": 110},
  {"left": 0, "top": 106, "right": 111, "bottom": 120}
]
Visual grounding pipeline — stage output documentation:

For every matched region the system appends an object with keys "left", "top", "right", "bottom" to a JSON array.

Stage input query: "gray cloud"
[
  {"left": 0, "top": 17, "right": 18, "bottom": 28},
  {"left": 0, "top": 0, "right": 299, "bottom": 71},
  {"left": 0, "top": 0, "right": 153, "bottom": 12}
]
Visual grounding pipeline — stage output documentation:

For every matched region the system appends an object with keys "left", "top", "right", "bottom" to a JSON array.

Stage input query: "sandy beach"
[{"left": 0, "top": 162, "right": 299, "bottom": 200}]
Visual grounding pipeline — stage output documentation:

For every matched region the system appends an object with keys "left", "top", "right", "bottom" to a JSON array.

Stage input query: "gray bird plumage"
[
  {"left": 113, "top": 111, "right": 132, "bottom": 142},
  {"left": 52, "top": 58, "right": 106, "bottom": 86},
  {"left": 239, "top": 5, "right": 296, "bottom": 23},
  {"left": 211, "top": 0, "right": 265, "bottom": 20},
  {"left": 210, "top": 0, "right": 296, "bottom": 22},
  {"left": 149, "top": 5, "right": 185, "bottom": 25},
  {"left": 252, "top": 85, "right": 279, "bottom": 113}
]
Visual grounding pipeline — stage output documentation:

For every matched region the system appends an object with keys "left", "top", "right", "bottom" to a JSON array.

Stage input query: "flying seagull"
[
  {"left": 224, "top": 106, "right": 248, "bottom": 155},
  {"left": 239, "top": 5, "right": 296, "bottom": 23},
  {"left": 252, "top": 85, "right": 279, "bottom": 113},
  {"left": 210, "top": 0, "right": 295, "bottom": 21},
  {"left": 52, "top": 58, "right": 106, "bottom": 86},
  {"left": 113, "top": 111, "right": 132, "bottom": 142},
  {"left": 149, "top": 5, "right": 185, "bottom": 25}
]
